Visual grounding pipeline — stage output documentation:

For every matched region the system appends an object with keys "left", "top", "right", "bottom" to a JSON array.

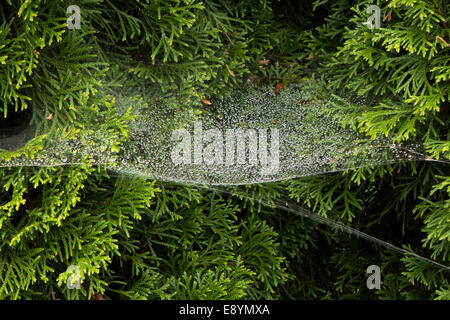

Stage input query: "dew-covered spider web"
[{"left": 0, "top": 82, "right": 437, "bottom": 185}]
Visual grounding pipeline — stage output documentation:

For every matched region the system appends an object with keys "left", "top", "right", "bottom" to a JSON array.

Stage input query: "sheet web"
[{"left": 0, "top": 83, "right": 427, "bottom": 184}]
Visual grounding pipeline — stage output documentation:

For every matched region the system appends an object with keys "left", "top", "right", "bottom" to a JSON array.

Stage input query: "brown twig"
[
  {"left": 384, "top": 10, "right": 392, "bottom": 22},
  {"left": 436, "top": 36, "right": 449, "bottom": 47},
  {"left": 217, "top": 24, "right": 234, "bottom": 45}
]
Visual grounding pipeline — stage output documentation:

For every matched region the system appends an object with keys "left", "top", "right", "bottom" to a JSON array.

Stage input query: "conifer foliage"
[{"left": 0, "top": 0, "right": 449, "bottom": 300}]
